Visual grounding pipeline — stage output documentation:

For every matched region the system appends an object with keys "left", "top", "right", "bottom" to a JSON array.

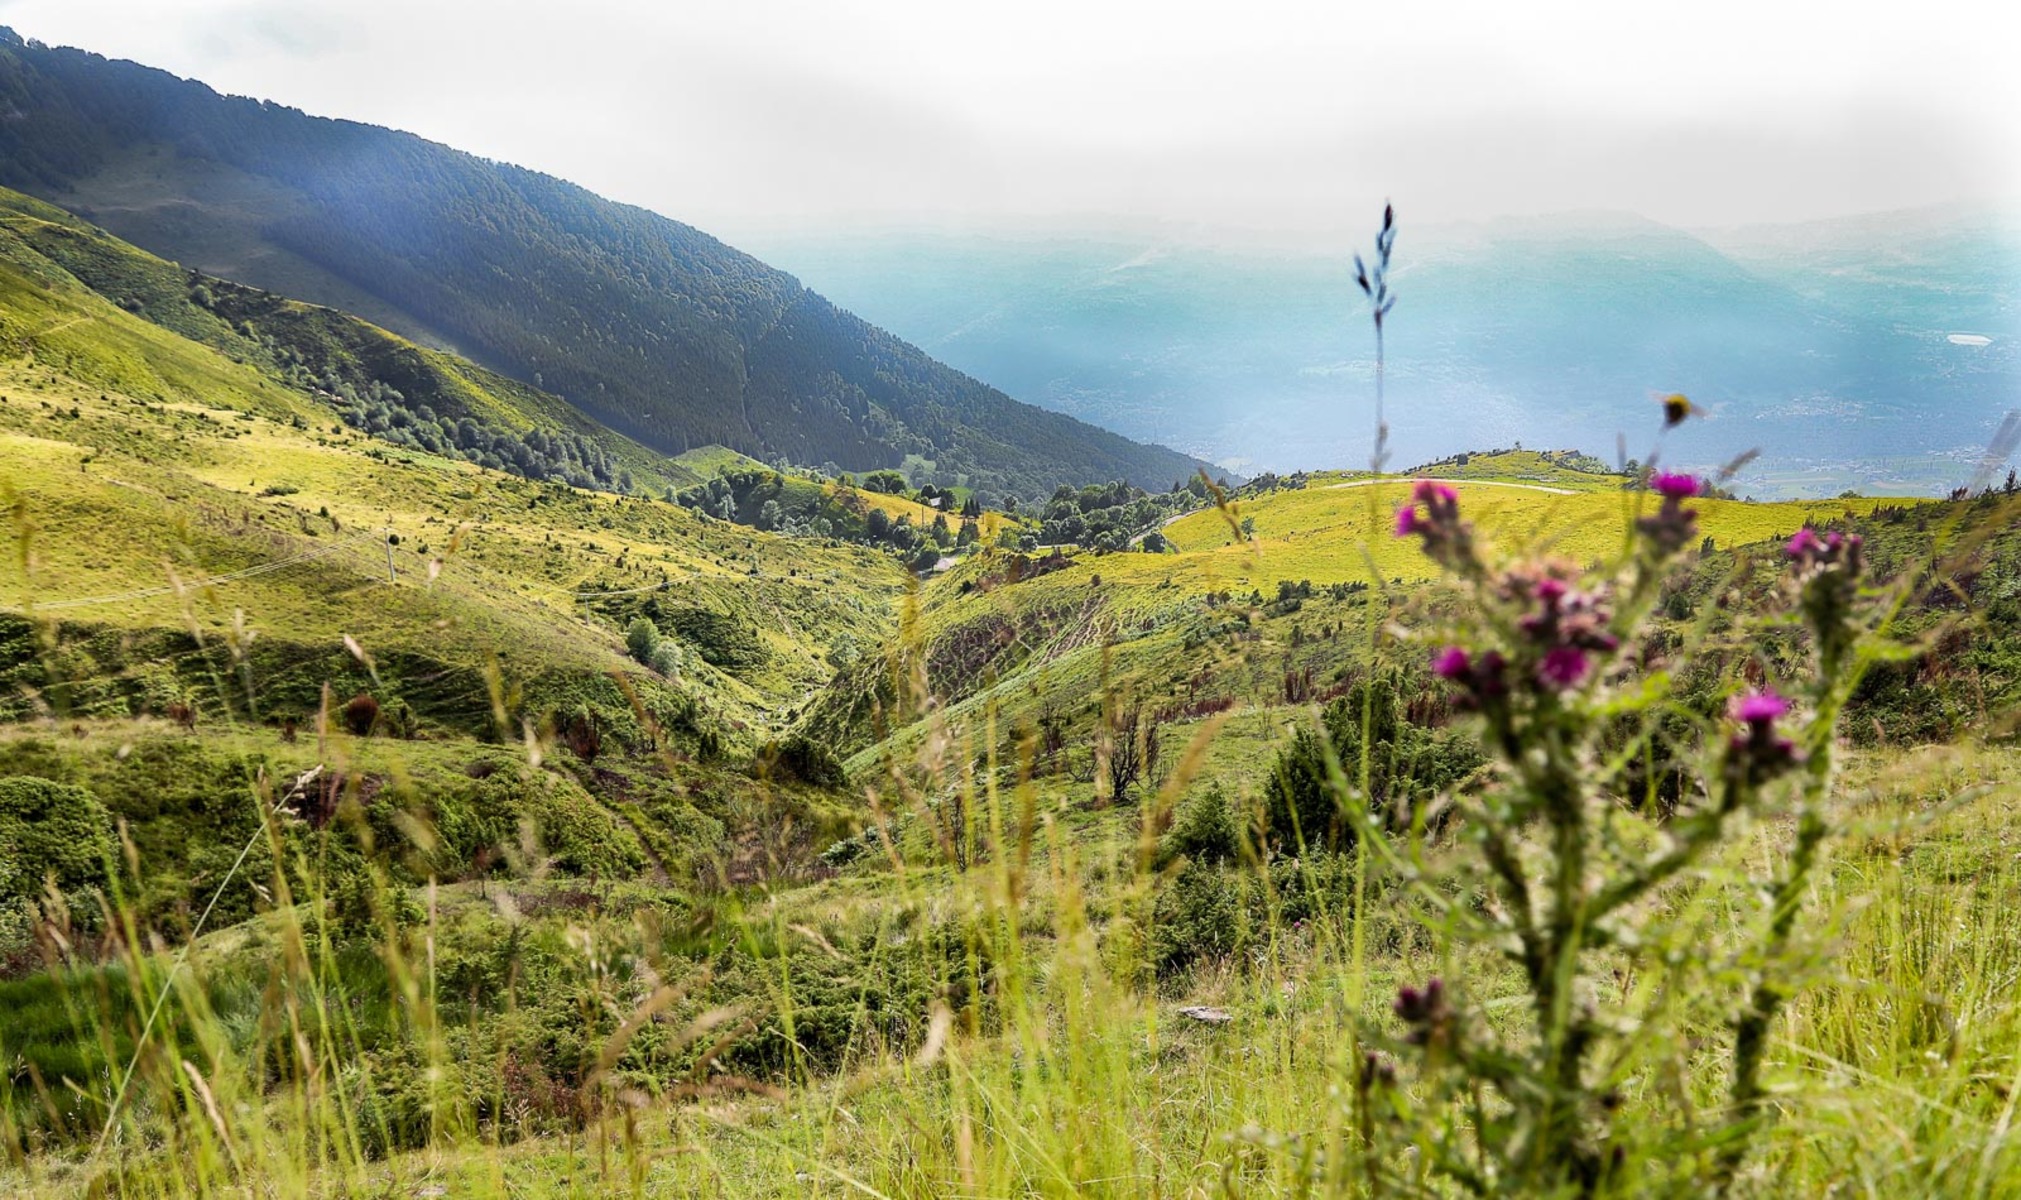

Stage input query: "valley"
[
  {"left": 6, "top": 195, "right": 2018, "bottom": 1191},
  {"left": 0, "top": 20, "right": 2018, "bottom": 1199}
]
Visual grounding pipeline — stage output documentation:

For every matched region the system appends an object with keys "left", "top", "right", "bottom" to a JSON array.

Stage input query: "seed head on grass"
[{"left": 1353, "top": 203, "right": 1398, "bottom": 471}]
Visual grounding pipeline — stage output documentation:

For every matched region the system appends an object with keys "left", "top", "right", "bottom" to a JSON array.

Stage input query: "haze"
[{"left": 1, "top": 0, "right": 2016, "bottom": 243}]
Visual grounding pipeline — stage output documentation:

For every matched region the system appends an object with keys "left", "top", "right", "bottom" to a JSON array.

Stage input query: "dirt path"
[{"left": 1324, "top": 476, "right": 1575, "bottom": 496}]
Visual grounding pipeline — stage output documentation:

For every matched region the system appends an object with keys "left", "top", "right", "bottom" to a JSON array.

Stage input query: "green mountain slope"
[
  {"left": 0, "top": 185, "right": 709, "bottom": 496},
  {"left": 0, "top": 190, "right": 913, "bottom": 746},
  {"left": 0, "top": 27, "right": 1220, "bottom": 502}
]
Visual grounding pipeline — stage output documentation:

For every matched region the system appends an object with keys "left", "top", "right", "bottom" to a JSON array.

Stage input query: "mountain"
[
  {"left": 0, "top": 28, "right": 1218, "bottom": 504},
  {"left": 0, "top": 180, "right": 921, "bottom": 749},
  {"left": 740, "top": 209, "right": 2021, "bottom": 498},
  {"left": 10, "top": 117, "right": 2021, "bottom": 1197}
]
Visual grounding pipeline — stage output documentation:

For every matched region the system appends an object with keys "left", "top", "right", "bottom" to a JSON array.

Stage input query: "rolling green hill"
[
  {"left": 0, "top": 186, "right": 918, "bottom": 750},
  {"left": 0, "top": 27, "right": 1222, "bottom": 502},
  {"left": 5, "top": 86, "right": 2021, "bottom": 1195},
  {"left": 799, "top": 452, "right": 1965, "bottom": 765},
  {"left": 0, "top": 185, "right": 708, "bottom": 497}
]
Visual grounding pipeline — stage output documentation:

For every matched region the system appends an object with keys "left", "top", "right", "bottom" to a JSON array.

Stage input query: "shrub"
[
  {"left": 481, "top": 770, "right": 647, "bottom": 878},
  {"left": 647, "top": 641, "right": 683, "bottom": 678},
  {"left": 1261, "top": 674, "right": 1480, "bottom": 852},
  {"left": 0, "top": 776, "right": 115, "bottom": 905},
  {"left": 1151, "top": 860, "right": 1249, "bottom": 975},
  {"left": 754, "top": 736, "right": 847, "bottom": 788},
  {"left": 624, "top": 616, "right": 660, "bottom": 665},
  {"left": 1159, "top": 783, "right": 1239, "bottom": 867},
  {"left": 665, "top": 604, "right": 767, "bottom": 670},
  {"left": 342, "top": 692, "right": 380, "bottom": 737}
]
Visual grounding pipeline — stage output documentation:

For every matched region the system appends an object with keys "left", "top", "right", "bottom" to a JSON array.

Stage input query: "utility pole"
[{"left": 384, "top": 530, "right": 396, "bottom": 584}]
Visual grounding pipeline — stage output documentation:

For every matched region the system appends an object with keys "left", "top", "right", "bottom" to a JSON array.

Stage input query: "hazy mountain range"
[
  {"left": 0, "top": 26, "right": 2013, "bottom": 501},
  {"left": 744, "top": 207, "right": 2020, "bottom": 497},
  {"left": 0, "top": 27, "right": 1217, "bottom": 502}
]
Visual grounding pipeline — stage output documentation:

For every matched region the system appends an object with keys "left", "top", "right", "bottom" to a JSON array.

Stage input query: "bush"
[
  {"left": 665, "top": 604, "right": 767, "bottom": 670},
  {"left": 507, "top": 771, "right": 648, "bottom": 878},
  {"left": 1151, "top": 860, "right": 1249, "bottom": 975},
  {"left": 754, "top": 736, "right": 847, "bottom": 788},
  {"left": 1159, "top": 783, "right": 1240, "bottom": 867},
  {"left": 1261, "top": 675, "right": 1480, "bottom": 851},
  {"left": 647, "top": 641, "right": 683, "bottom": 678},
  {"left": 342, "top": 692, "right": 380, "bottom": 737},
  {"left": 1149, "top": 849, "right": 1361, "bottom": 977},
  {"left": 0, "top": 776, "right": 115, "bottom": 905},
  {"left": 624, "top": 617, "right": 660, "bottom": 665}
]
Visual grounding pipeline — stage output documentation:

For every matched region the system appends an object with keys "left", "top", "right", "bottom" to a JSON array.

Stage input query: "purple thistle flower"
[
  {"left": 1786, "top": 528, "right": 1824, "bottom": 559},
  {"left": 1730, "top": 690, "right": 1789, "bottom": 725},
  {"left": 1538, "top": 645, "right": 1590, "bottom": 689},
  {"left": 1638, "top": 474, "right": 1704, "bottom": 557},
  {"left": 1394, "top": 978, "right": 1454, "bottom": 1048},
  {"left": 1393, "top": 977, "right": 1447, "bottom": 1024},
  {"left": 1474, "top": 650, "right": 1508, "bottom": 695},
  {"left": 1395, "top": 480, "right": 1474, "bottom": 567},
  {"left": 1726, "top": 689, "right": 1802, "bottom": 785},
  {"left": 1432, "top": 646, "right": 1471, "bottom": 679},
  {"left": 1413, "top": 480, "right": 1458, "bottom": 507},
  {"left": 1650, "top": 472, "right": 1701, "bottom": 500}
]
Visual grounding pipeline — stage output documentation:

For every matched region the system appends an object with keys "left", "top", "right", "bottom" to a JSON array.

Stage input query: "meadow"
[{"left": 4, "top": 178, "right": 2020, "bottom": 1198}]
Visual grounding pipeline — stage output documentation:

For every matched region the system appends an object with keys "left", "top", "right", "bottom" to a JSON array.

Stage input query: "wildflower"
[
  {"left": 1725, "top": 688, "right": 1802, "bottom": 786},
  {"left": 1786, "top": 528, "right": 1865, "bottom": 673},
  {"left": 1650, "top": 472, "right": 1701, "bottom": 500},
  {"left": 1394, "top": 978, "right": 1454, "bottom": 1048},
  {"left": 1785, "top": 527, "right": 1863, "bottom": 574},
  {"left": 1731, "top": 691, "right": 1788, "bottom": 724},
  {"left": 1499, "top": 563, "right": 1618, "bottom": 691},
  {"left": 1432, "top": 646, "right": 1471, "bottom": 679},
  {"left": 1431, "top": 645, "right": 1508, "bottom": 705},
  {"left": 1394, "top": 480, "right": 1462, "bottom": 556},
  {"left": 1785, "top": 528, "right": 1825, "bottom": 559},
  {"left": 1538, "top": 645, "right": 1591, "bottom": 689},
  {"left": 1637, "top": 471, "right": 1702, "bottom": 558}
]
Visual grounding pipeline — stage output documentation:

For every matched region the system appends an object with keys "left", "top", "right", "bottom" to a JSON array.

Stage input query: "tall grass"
[
  {"left": 4, "top": 207, "right": 2020, "bottom": 1193},
  {"left": 1, "top": 484, "right": 2018, "bottom": 1198}
]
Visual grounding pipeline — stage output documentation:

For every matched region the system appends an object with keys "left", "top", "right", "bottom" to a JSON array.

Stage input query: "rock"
[{"left": 1176, "top": 1005, "right": 1233, "bottom": 1025}]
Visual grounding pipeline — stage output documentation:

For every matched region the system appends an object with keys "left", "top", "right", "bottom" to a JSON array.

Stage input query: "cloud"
[{"left": 1, "top": 0, "right": 2014, "bottom": 239}]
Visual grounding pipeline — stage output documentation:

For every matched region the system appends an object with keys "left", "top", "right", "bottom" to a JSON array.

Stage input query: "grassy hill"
[
  {"left": 0, "top": 184, "right": 930, "bottom": 921},
  {"left": 0, "top": 184, "right": 708, "bottom": 497},
  {"left": 5, "top": 170, "right": 2021, "bottom": 1198},
  {"left": 0, "top": 28, "right": 1223, "bottom": 502},
  {"left": 2, "top": 417, "right": 2015, "bottom": 1194},
  {"left": 797, "top": 452, "right": 1944, "bottom": 766}
]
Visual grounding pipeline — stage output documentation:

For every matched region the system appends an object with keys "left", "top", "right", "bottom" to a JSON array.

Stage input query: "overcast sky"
[{"left": 3, "top": 0, "right": 2016, "bottom": 241}]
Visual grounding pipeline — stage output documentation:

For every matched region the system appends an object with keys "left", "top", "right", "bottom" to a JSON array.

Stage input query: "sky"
[{"left": 2, "top": 0, "right": 2017, "bottom": 242}]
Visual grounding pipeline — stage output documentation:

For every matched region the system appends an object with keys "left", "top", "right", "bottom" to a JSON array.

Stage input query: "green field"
[{"left": 4, "top": 192, "right": 2021, "bottom": 1198}]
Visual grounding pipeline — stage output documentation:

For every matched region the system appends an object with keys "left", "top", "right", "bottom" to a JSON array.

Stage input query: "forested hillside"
[{"left": 0, "top": 27, "right": 1217, "bottom": 502}]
